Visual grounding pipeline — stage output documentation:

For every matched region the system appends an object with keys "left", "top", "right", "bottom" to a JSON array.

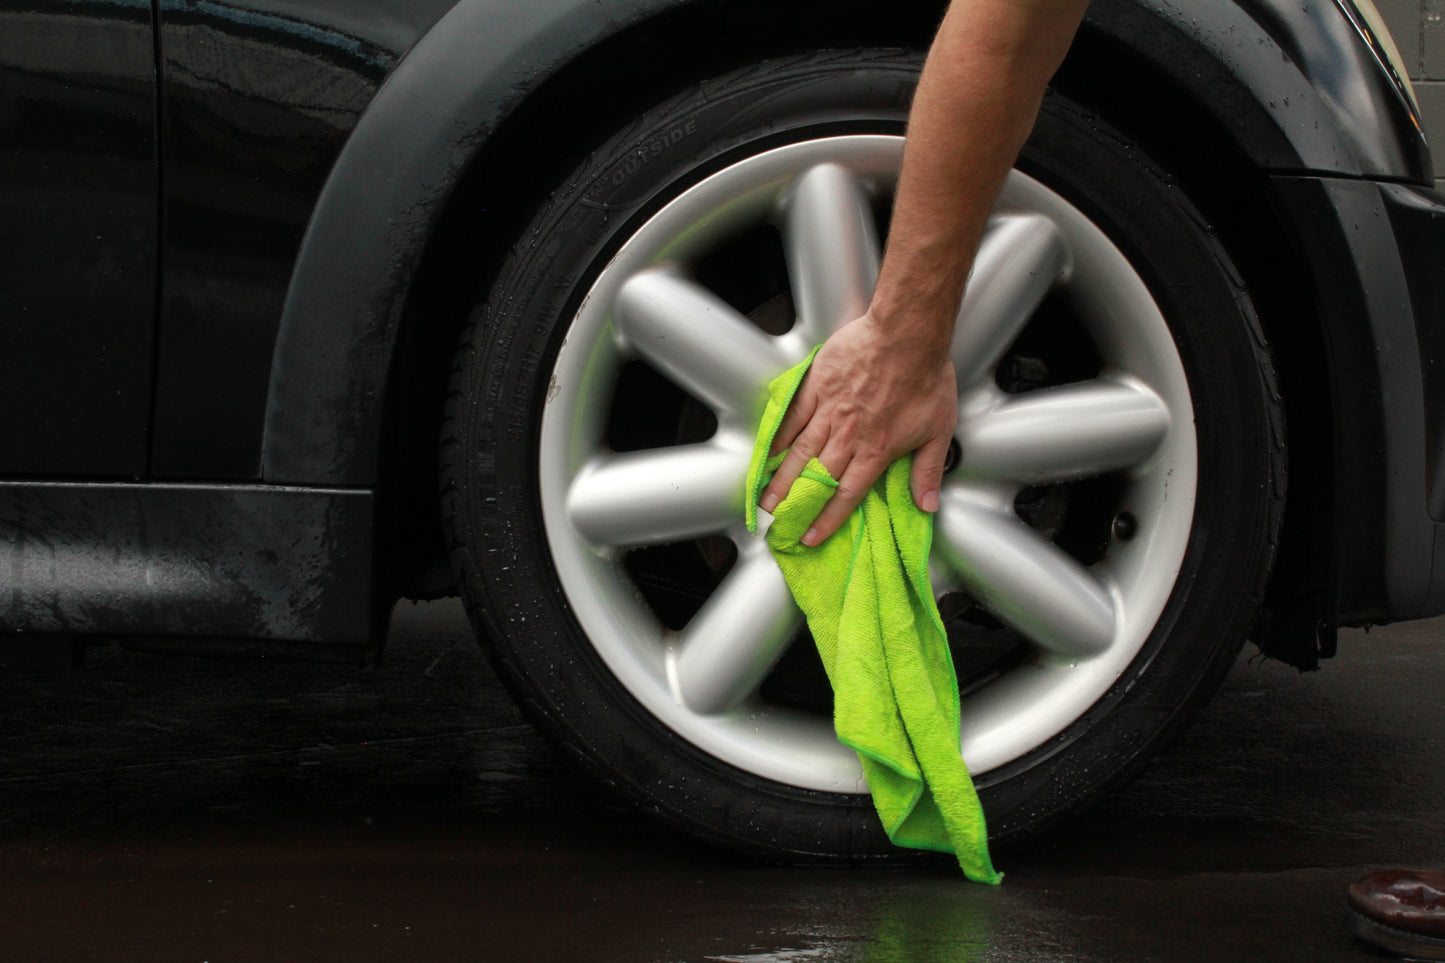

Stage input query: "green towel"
[{"left": 746, "top": 353, "right": 1001, "bottom": 885}]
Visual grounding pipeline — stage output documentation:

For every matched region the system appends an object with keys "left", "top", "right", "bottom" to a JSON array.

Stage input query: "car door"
[{"left": 0, "top": 0, "right": 159, "bottom": 478}]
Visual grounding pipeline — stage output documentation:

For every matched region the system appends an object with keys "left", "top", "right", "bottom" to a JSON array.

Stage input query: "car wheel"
[{"left": 441, "top": 50, "right": 1285, "bottom": 856}]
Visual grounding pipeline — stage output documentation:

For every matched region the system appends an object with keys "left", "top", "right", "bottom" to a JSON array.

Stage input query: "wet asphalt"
[{"left": 0, "top": 600, "right": 1441, "bottom": 962}]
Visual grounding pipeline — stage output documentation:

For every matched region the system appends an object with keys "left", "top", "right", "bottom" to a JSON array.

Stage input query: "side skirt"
[{"left": 0, "top": 482, "right": 375, "bottom": 646}]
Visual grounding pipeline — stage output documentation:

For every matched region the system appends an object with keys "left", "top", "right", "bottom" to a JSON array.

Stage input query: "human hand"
[{"left": 758, "top": 313, "right": 958, "bottom": 546}]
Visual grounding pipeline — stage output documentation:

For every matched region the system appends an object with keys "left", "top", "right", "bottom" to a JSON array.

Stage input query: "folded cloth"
[{"left": 746, "top": 352, "right": 1001, "bottom": 884}]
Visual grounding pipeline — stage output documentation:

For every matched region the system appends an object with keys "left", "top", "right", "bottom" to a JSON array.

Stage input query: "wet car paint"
[
  {"left": 149, "top": 0, "right": 457, "bottom": 478},
  {"left": 0, "top": 0, "right": 157, "bottom": 476}
]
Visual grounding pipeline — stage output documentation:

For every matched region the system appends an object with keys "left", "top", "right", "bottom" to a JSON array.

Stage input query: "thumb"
[{"left": 911, "top": 434, "right": 951, "bottom": 513}]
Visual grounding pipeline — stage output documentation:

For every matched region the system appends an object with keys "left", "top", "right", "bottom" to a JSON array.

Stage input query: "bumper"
[{"left": 1270, "top": 175, "right": 1445, "bottom": 627}]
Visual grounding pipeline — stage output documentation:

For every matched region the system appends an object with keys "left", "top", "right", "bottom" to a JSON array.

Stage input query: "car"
[{"left": 4, "top": 0, "right": 1443, "bottom": 860}]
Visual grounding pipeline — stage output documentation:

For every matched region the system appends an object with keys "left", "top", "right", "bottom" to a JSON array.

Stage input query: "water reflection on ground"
[{"left": 1, "top": 601, "right": 1440, "bottom": 961}]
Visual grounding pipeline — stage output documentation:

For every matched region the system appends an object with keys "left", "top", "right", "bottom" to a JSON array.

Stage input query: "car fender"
[{"left": 260, "top": 0, "right": 1428, "bottom": 487}]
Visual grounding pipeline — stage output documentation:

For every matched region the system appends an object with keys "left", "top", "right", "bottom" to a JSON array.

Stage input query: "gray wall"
[{"left": 1379, "top": 0, "right": 1445, "bottom": 183}]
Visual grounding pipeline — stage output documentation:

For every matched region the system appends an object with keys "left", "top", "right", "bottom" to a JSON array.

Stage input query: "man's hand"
[{"left": 759, "top": 313, "right": 958, "bottom": 546}]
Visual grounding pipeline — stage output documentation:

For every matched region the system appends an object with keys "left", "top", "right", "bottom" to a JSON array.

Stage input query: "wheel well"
[{"left": 375, "top": 0, "right": 1337, "bottom": 669}]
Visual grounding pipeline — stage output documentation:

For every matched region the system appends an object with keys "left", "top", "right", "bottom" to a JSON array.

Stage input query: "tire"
[{"left": 441, "top": 50, "right": 1285, "bottom": 857}]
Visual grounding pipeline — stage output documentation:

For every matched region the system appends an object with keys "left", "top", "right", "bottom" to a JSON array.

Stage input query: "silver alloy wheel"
[{"left": 538, "top": 135, "right": 1197, "bottom": 793}]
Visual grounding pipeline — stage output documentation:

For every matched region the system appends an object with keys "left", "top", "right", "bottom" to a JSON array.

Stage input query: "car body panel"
[
  {"left": 261, "top": 0, "right": 667, "bottom": 486},
  {"left": 0, "top": 482, "right": 374, "bottom": 644},
  {"left": 1268, "top": 176, "right": 1440, "bottom": 623},
  {"left": 1383, "top": 183, "right": 1445, "bottom": 525},
  {"left": 0, "top": 0, "right": 158, "bottom": 477},
  {"left": 1235, "top": 0, "right": 1426, "bottom": 179},
  {"left": 148, "top": 0, "right": 454, "bottom": 478}
]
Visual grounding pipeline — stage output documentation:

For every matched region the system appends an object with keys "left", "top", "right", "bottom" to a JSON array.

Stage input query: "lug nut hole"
[
  {"left": 943, "top": 439, "right": 962, "bottom": 475},
  {"left": 1112, "top": 511, "right": 1138, "bottom": 541}
]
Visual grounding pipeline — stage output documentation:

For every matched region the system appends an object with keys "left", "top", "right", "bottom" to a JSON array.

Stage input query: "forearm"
[{"left": 871, "top": 0, "right": 1090, "bottom": 349}]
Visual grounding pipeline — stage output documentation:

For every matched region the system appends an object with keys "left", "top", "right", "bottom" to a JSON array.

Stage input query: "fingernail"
[
  {"left": 760, "top": 493, "right": 779, "bottom": 513},
  {"left": 921, "top": 490, "right": 940, "bottom": 513},
  {"left": 801, "top": 527, "right": 819, "bottom": 546}
]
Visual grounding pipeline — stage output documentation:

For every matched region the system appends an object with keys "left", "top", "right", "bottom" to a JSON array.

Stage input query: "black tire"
[{"left": 441, "top": 50, "right": 1285, "bottom": 858}]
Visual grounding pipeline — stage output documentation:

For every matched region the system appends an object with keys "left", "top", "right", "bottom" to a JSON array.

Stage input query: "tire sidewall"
[{"left": 446, "top": 53, "right": 1281, "bottom": 854}]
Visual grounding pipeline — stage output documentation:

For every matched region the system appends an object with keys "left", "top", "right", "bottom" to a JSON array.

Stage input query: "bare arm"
[{"left": 759, "top": 0, "right": 1090, "bottom": 545}]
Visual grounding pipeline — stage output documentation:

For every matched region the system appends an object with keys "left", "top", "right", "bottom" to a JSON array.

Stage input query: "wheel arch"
[{"left": 258, "top": 0, "right": 1430, "bottom": 629}]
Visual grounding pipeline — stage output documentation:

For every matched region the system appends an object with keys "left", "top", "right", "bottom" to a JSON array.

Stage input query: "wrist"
[
  {"left": 865, "top": 292, "right": 957, "bottom": 358},
  {"left": 868, "top": 237, "right": 973, "bottom": 354}
]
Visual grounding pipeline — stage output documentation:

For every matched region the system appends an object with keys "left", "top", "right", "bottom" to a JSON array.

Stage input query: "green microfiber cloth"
[{"left": 746, "top": 351, "right": 1001, "bottom": 885}]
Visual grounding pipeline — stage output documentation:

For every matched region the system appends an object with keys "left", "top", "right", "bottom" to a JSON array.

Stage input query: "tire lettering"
[{"left": 609, "top": 120, "right": 699, "bottom": 186}]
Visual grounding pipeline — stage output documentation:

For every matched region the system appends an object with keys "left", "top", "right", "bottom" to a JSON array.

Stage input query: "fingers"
[
  {"left": 762, "top": 379, "right": 831, "bottom": 513},
  {"left": 770, "top": 384, "right": 817, "bottom": 456},
  {"left": 758, "top": 383, "right": 817, "bottom": 513},
  {"left": 760, "top": 402, "right": 855, "bottom": 520},
  {"left": 911, "top": 433, "right": 952, "bottom": 513},
  {"left": 800, "top": 457, "right": 883, "bottom": 546},
  {"left": 760, "top": 403, "right": 830, "bottom": 514},
  {"left": 760, "top": 443, "right": 812, "bottom": 515}
]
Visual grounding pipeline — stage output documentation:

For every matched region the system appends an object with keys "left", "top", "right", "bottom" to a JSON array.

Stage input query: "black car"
[{"left": 4, "top": 0, "right": 1442, "bottom": 859}]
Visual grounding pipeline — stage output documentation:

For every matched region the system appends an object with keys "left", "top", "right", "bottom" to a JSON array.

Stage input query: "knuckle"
[
  {"left": 791, "top": 436, "right": 820, "bottom": 459},
  {"left": 859, "top": 448, "right": 890, "bottom": 469},
  {"left": 820, "top": 503, "right": 853, "bottom": 530}
]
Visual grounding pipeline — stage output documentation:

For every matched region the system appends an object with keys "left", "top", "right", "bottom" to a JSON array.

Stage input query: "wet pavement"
[{"left": 1, "top": 600, "right": 1442, "bottom": 962}]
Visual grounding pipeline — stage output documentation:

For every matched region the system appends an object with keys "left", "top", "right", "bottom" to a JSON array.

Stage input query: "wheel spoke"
[
  {"left": 672, "top": 549, "right": 803, "bottom": 715},
  {"left": 959, "top": 378, "right": 1171, "bottom": 484},
  {"left": 783, "top": 163, "right": 880, "bottom": 341},
  {"left": 615, "top": 268, "right": 792, "bottom": 418},
  {"left": 934, "top": 494, "right": 1116, "bottom": 658},
  {"left": 566, "top": 444, "right": 747, "bottom": 546},
  {"left": 953, "top": 213, "right": 1070, "bottom": 390}
]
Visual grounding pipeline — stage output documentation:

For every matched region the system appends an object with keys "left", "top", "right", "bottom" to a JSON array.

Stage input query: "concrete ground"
[{"left": 0, "top": 600, "right": 1440, "bottom": 962}]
